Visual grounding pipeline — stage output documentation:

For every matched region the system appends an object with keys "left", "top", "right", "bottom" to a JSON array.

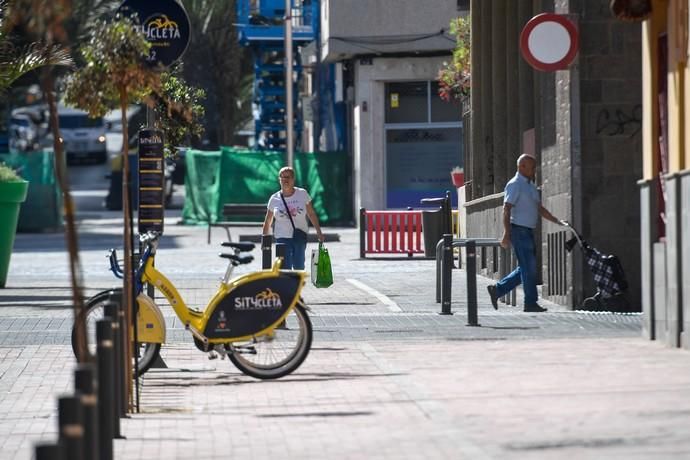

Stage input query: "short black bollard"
[
  {"left": 74, "top": 364, "right": 98, "bottom": 460},
  {"left": 35, "top": 442, "right": 63, "bottom": 460},
  {"left": 58, "top": 395, "right": 84, "bottom": 460},
  {"left": 466, "top": 240, "right": 480, "bottom": 326},
  {"left": 103, "top": 303, "right": 124, "bottom": 425},
  {"left": 275, "top": 242, "right": 286, "bottom": 266},
  {"left": 261, "top": 234, "right": 273, "bottom": 269},
  {"left": 96, "top": 320, "right": 114, "bottom": 460},
  {"left": 440, "top": 233, "right": 453, "bottom": 315}
]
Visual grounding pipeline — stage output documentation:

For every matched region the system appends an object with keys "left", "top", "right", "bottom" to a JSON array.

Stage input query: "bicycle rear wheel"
[
  {"left": 227, "top": 303, "right": 312, "bottom": 379},
  {"left": 71, "top": 288, "right": 161, "bottom": 376}
]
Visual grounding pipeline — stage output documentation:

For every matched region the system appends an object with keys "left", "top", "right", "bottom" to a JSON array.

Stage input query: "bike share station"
[{"left": 36, "top": 0, "right": 311, "bottom": 457}]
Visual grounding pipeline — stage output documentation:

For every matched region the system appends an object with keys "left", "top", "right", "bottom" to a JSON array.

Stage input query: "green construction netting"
[{"left": 182, "top": 148, "right": 351, "bottom": 225}]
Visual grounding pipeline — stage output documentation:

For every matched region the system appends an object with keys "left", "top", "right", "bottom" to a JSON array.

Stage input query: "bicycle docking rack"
[
  {"left": 261, "top": 235, "right": 273, "bottom": 269},
  {"left": 435, "top": 234, "right": 502, "bottom": 326},
  {"left": 275, "top": 242, "right": 287, "bottom": 264}
]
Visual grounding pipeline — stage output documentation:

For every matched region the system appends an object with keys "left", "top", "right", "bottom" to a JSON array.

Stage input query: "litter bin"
[
  {"left": 420, "top": 191, "right": 452, "bottom": 258},
  {"left": 105, "top": 153, "right": 138, "bottom": 210},
  {"left": 2, "top": 150, "right": 63, "bottom": 232}
]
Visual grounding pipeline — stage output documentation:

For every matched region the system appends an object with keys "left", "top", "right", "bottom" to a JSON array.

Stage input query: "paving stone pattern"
[{"left": 1, "top": 214, "right": 688, "bottom": 459}]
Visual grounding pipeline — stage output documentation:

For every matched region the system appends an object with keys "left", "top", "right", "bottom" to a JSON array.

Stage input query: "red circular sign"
[{"left": 520, "top": 13, "right": 579, "bottom": 72}]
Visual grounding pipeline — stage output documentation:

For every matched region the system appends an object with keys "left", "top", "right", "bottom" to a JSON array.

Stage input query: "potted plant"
[
  {"left": 0, "top": 162, "right": 29, "bottom": 287},
  {"left": 450, "top": 166, "right": 465, "bottom": 188}
]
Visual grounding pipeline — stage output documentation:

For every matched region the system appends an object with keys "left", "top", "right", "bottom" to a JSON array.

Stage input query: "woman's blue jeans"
[
  {"left": 275, "top": 237, "right": 307, "bottom": 269},
  {"left": 495, "top": 224, "right": 538, "bottom": 305}
]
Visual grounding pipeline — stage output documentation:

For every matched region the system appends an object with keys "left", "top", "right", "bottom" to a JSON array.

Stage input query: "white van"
[{"left": 57, "top": 105, "right": 107, "bottom": 163}]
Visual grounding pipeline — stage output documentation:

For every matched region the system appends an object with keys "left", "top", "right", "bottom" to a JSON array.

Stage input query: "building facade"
[
  {"left": 639, "top": 0, "right": 690, "bottom": 349},
  {"left": 319, "top": 0, "right": 469, "bottom": 212},
  {"left": 466, "top": 0, "right": 643, "bottom": 310}
]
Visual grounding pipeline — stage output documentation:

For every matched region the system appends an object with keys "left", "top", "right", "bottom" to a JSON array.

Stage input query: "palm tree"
[
  {"left": 181, "top": 0, "right": 252, "bottom": 146},
  {"left": 0, "top": 0, "right": 72, "bottom": 92},
  {"left": 0, "top": 0, "right": 93, "bottom": 360}
]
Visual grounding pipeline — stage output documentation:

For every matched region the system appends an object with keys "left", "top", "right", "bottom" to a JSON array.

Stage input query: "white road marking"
[{"left": 346, "top": 278, "right": 403, "bottom": 312}]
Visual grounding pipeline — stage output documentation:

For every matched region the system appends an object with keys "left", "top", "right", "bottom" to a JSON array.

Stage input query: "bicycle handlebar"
[{"left": 108, "top": 249, "right": 124, "bottom": 279}]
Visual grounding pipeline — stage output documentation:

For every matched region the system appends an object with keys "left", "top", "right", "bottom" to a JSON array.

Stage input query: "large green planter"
[{"left": 0, "top": 180, "right": 29, "bottom": 288}]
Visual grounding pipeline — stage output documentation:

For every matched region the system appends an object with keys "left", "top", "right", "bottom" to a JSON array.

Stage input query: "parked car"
[{"left": 56, "top": 106, "right": 107, "bottom": 164}]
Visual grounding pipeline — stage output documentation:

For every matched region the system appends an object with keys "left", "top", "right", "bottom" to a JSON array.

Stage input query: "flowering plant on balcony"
[
  {"left": 437, "top": 17, "right": 471, "bottom": 101},
  {"left": 450, "top": 166, "right": 464, "bottom": 188}
]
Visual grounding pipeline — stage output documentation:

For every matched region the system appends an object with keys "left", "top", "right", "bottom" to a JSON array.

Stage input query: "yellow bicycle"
[{"left": 71, "top": 232, "right": 312, "bottom": 379}]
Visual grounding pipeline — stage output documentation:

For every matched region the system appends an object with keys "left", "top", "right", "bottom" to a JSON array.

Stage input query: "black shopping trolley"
[{"left": 563, "top": 222, "right": 630, "bottom": 312}]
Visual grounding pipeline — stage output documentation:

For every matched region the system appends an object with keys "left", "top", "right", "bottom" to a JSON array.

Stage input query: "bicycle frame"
[{"left": 131, "top": 235, "right": 307, "bottom": 349}]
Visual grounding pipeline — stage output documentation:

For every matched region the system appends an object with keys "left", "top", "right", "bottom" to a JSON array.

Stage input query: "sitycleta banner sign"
[{"left": 119, "top": 0, "right": 191, "bottom": 68}]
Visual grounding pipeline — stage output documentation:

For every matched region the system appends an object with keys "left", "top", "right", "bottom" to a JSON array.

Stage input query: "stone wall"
[{"left": 574, "top": 1, "right": 643, "bottom": 309}]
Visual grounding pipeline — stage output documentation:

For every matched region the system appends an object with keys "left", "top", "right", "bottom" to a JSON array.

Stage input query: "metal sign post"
[{"left": 285, "top": 0, "right": 294, "bottom": 166}]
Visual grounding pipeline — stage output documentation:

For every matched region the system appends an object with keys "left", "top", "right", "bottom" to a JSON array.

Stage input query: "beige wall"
[
  {"left": 643, "top": 0, "right": 690, "bottom": 177},
  {"left": 320, "top": 0, "right": 460, "bottom": 61}
]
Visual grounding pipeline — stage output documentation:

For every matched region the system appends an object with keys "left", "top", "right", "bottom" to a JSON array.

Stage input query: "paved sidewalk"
[{"left": 1, "top": 214, "right": 688, "bottom": 459}]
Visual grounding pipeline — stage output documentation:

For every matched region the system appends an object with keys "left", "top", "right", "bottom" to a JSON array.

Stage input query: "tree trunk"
[
  {"left": 120, "top": 86, "right": 134, "bottom": 411},
  {"left": 42, "top": 70, "right": 87, "bottom": 362}
]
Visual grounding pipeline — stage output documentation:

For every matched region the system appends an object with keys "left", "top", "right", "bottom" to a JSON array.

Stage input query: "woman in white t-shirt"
[{"left": 262, "top": 166, "right": 324, "bottom": 269}]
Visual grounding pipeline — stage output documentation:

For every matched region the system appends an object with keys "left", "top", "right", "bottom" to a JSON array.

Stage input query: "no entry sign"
[{"left": 520, "top": 13, "right": 579, "bottom": 72}]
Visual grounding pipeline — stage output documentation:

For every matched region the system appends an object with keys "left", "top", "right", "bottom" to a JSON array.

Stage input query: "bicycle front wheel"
[
  {"left": 71, "top": 288, "right": 162, "bottom": 376},
  {"left": 227, "top": 303, "right": 312, "bottom": 379}
]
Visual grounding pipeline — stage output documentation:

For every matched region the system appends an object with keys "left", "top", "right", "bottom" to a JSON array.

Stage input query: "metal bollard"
[
  {"left": 96, "top": 320, "right": 114, "bottom": 460},
  {"left": 34, "top": 442, "right": 63, "bottom": 460},
  {"left": 359, "top": 208, "right": 366, "bottom": 259},
  {"left": 440, "top": 234, "right": 453, "bottom": 315},
  {"left": 58, "top": 395, "right": 84, "bottom": 460},
  {"left": 261, "top": 234, "right": 273, "bottom": 269},
  {"left": 74, "top": 364, "right": 98, "bottom": 460},
  {"left": 435, "top": 238, "right": 443, "bottom": 303},
  {"left": 466, "top": 240, "right": 480, "bottom": 326},
  {"left": 103, "top": 303, "right": 124, "bottom": 425},
  {"left": 275, "top": 242, "right": 286, "bottom": 266}
]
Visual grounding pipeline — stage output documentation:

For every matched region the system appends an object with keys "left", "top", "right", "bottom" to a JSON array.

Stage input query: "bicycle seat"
[
  {"left": 221, "top": 241, "right": 256, "bottom": 252},
  {"left": 219, "top": 253, "right": 254, "bottom": 265}
]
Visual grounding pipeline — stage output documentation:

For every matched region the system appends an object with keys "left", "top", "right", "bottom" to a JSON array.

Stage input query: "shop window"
[{"left": 385, "top": 128, "right": 463, "bottom": 208}]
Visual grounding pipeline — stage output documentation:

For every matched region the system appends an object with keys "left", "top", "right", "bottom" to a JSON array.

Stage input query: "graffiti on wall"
[{"left": 595, "top": 104, "right": 642, "bottom": 137}]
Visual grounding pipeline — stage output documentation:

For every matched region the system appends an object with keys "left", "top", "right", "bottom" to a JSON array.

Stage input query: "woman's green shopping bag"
[{"left": 311, "top": 242, "right": 333, "bottom": 288}]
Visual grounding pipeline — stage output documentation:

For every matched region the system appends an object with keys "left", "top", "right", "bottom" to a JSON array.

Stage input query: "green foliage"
[
  {"left": 437, "top": 17, "right": 471, "bottom": 101},
  {"left": 0, "top": 162, "right": 22, "bottom": 182},
  {"left": 181, "top": 0, "right": 250, "bottom": 145},
  {"left": 0, "top": 0, "right": 73, "bottom": 93},
  {"left": 63, "top": 14, "right": 160, "bottom": 117},
  {"left": 152, "top": 71, "right": 206, "bottom": 154}
]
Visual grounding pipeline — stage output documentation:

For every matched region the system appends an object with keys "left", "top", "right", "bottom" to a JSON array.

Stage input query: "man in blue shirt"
[{"left": 487, "top": 154, "right": 565, "bottom": 312}]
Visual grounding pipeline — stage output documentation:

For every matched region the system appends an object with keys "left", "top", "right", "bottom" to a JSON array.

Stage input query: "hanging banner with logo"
[
  {"left": 119, "top": 0, "right": 191, "bottom": 68},
  {"left": 138, "top": 128, "right": 165, "bottom": 234}
]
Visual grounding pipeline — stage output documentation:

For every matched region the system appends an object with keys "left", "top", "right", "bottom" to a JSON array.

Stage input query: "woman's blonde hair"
[{"left": 278, "top": 166, "right": 295, "bottom": 178}]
